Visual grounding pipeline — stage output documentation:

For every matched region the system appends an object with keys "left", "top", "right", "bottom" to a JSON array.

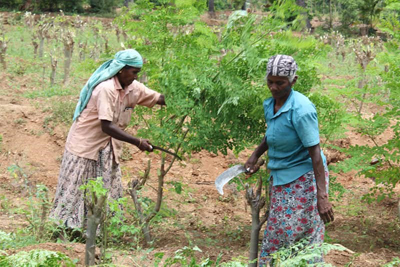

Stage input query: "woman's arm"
[
  {"left": 245, "top": 137, "right": 268, "bottom": 174},
  {"left": 101, "top": 120, "right": 153, "bottom": 152},
  {"left": 308, "top": 144, "right": 334, "bottom": 224}
]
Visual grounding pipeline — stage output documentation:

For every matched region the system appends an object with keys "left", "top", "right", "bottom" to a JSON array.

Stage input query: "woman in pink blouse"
[{"left": 50, "top": 49, "right": 165, "bottom": 238}]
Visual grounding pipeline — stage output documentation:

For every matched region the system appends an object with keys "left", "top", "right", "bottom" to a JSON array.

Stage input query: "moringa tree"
[{"left": 115, "top": 0, "right": 329, "bottom": 263}]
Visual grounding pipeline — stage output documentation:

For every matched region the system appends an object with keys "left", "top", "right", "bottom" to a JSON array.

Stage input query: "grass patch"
[{"left": 23, "top": 85, "right": 75, "bottom": 99}]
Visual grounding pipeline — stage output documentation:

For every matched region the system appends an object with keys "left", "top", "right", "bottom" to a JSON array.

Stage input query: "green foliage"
[
  {"left": 0, "top": 0, "right": 85, "bottom": 12},
  {"left": 268, "top": 0, "right": 308, "bottom": 30},
  {"left": 378, "top": 1, "right": 400, "bottom": 40},
  {"left": 309, "top": 92, "right": 346, "bottom": 141},
  {"left": 105, "top": 197, "right": 142, "bottom": 241},
  {"left": 0, "top": 0, "right": 24, "bottom": 9},
  {"left": 0, "top": 231, "right": 13, "bottom": 250},
  {"left": 23, "top": 85, "right": 75, "bottom": 99},
  {"left": 89, "top": 0, "right": 122, "bottom": 13},
  {"left": 167, "top": 181, "right": 183, "bottom": 194},
  {"left": 270, "top": 240, "right": 346, "bottom": 266},
  {"left": 155, "top": 246, "right": 223, "bottom": 267},
  {"left": 80, "top": 176, "right": 109, "bottom": 198},
  {"left": 384, "top": 257, "right": 400, "bottom": 267},
  {"left": 116, "top": 0, "right": 326, "bottom": 158},
  {"left": 329, "top": 39, "right": 400, "bottom": 202},
  {"left": 337, "top": 0, "right": 385, "bottom": 29},
  {"left": 42, "top": 98, "right": 76, "bottom": 132},
  {"left": 0, "top": 249, "right": 75, "bottom": 267}
]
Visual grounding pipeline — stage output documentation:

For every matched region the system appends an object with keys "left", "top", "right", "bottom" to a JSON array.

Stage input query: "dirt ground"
[{"left": 0, "top": 57, "right": 399, "bottom": 266}]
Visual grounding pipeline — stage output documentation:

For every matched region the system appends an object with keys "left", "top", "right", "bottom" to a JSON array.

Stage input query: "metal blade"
[{"left": 215, "top": 165, "right": 246, "bottom": 195}]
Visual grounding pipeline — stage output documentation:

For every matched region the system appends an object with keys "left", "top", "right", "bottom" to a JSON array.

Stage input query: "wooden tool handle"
[
  {"left": 255, "top": 158, "right": 265, "bottom": 169},
  {"left": 245, "top": 158, "right": 265, "bottom": 174}
]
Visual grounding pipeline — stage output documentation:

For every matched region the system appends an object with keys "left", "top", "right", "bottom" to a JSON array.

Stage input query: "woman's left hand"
[{"left": 317, "top": 195, "right": 334, "bottom": 224}]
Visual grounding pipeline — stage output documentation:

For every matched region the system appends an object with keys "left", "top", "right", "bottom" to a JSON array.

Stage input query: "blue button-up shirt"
[{"left": 263, "top": 90, "right": 326, "bottom": 186}]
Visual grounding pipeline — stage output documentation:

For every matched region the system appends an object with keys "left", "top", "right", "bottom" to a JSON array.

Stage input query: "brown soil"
[{"left": 0, "top": 56, "right": 400, "bottom": 267}]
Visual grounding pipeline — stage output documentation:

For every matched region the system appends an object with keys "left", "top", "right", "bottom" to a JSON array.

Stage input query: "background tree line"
[
  {"left": 2, "top": 0, "right": 398, "bottom": 37},
  {"left": 0, "top": 0, "right": 130, "bottom": 13}
]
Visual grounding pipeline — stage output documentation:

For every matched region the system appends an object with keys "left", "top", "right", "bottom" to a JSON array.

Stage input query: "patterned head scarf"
[
  {"left": 73, "top": 49, "right": 143, "bottom": 121},
  {"left": 266, "top": 55, "right": 298, "bottom": 82}
]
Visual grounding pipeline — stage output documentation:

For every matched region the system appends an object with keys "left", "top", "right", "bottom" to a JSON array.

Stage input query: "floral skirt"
[
  {"left": 259, "top": 166, "right": 329, "bottom": 266},
  {"left": 49, "top": 143, "right": 123, "bottom": 229}
]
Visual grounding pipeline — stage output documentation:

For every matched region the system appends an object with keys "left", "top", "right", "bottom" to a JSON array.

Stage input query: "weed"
[
  {"left": 225, "top": 226, "right": 244, "bottom": 242},
  {"left": 120, "top": 145, "right": 133, "bottom": 162},
  {"left": 23, "top": 85, "right": 75, "bottom": 99},
  {"left": 13, "top": 118, "right": 26, "bottom": 125},
  {"left": 0, "top": 195, "right": 11, "bottom": 210},
  {"left": 155, "top": 245, "right": 223, "bottom": 267},
  {"left": 270, "top": 239, "right": 346, "bottom": 266},
  {"left": 0, "top": 249, "right": 75, "bottom": 267},
  {"left": 384, "top": 257, "right": 400, "bottom": 267}
]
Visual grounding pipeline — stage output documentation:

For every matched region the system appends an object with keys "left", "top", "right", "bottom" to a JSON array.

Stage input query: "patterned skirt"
[
  {"left": 259, "top": 166, "right": 329, "bottom": 266},
  {"left": 49, "top": 143, "right": 123, "bottom": 229}
]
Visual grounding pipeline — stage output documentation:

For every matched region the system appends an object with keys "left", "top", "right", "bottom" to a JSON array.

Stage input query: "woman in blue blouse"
[{"left": 245, "top": 55, "right": 334, "bottom": 265}]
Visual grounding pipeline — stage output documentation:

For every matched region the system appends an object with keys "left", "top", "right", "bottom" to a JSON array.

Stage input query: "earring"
[{"left": 119, "top": 70, "right": 122, "bottom": 74}]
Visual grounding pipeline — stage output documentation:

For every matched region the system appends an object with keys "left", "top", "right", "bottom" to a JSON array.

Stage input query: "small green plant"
[
  {"left": 384, "top": 257, "right": 400, "bottom": 267},
  {"left": 0, "top": 195, "right": 11, "bottom": 210},
  {"left": 80, "top": 177, "right": 108, "bottom": 266},
  {"left": 155, "top": 246, "right": 223, "bottom": 267},
  {"left": 0, "top": 231, "right": 13, "bottom": 250},
  {"left": 120, "top": 145, "right": 133, "bottom": 161},
  {"left": 104, "top": 196, "right": 142, "bottom": 248},
  {"left": 270, "top": 239, "right": 346, "bottom": 267},
  {"left": 0, "top": 249, "right": 75, "bottom": 267},
  {"left": 16, "top": 184, "right": 57, "bottom": 242}
]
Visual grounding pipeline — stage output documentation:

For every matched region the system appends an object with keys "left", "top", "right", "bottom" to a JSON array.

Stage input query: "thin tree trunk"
[
  {"left": 115, "top": 27, "right": 121, "bottom": 44},
  {"left": 358, "top": 69, "right": 366, "bottom": 114},
  {"left": 63, "top": 48, "right": 72, "bottom": 85},
  {"left": 0, "top": 36, "right": 7, "bottom": 70},
  {"left": 79, "top": 42, "right": 87, "bottom": 61},
  {"left": 208, "top": 0, "right": 215, "bottom": 18},
  {"left": 39, "top": 37, "right": 44, "bottom": 58},
  {"left": 127, "top": 160, "right": 152, "bottom": 243},
  {"left": 128, "top": 183, "right": 152, "bottom": 242},
  {"left": 32, "top": 39, "right": 38, "bottom": 58},
  {"left": 50, "top": 54, "right": 57, "bottom": 86},
  {"left": 85, "top": 193, "right": 107, "bottom": 266},
  {"left": 329, "top": 0, "right": 333, "bottom": 29},
  {"left": 62, "top": 30, "right": 74, "bottom": 85},
  {"left": 246, "top": 176, "right": 269, "bottom": 267},
  {"left": 127, "top": 133, "right": 185, "bottom": 245},
  {"left": 398, "top": 198, "right": 400, "bottom": 220}
]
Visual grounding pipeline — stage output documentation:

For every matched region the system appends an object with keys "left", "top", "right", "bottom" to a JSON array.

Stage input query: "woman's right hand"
[
  {"left": 137, "top": 138, "right": 154, "bottom": 152},
  {"left": 244, "top": 155, "right": 259, "bottom": 175}
]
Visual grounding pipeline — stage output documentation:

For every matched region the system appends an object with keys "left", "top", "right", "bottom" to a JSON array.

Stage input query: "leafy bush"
[
  {"left": 116, "top": 0, "right": 327, "bottom": 156},
  {"left": 89, "top": 0, "right": 122, "bottom": 13},
  {"left": 0, "top": 0, "right": 24, "bottom": 9},
  {"left": 0, "top": 249, "right": 75, "bottom": 267},
  {"left": 0, "top": 231, "right": 13, "bottom": 250},
  {"left": 270, "top": 240, "right": 346, "bottom": 267}
]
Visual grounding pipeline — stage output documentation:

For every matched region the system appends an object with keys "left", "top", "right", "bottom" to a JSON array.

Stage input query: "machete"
[{"left": 215, "top": 159, "right": 265, "bottom": 195}]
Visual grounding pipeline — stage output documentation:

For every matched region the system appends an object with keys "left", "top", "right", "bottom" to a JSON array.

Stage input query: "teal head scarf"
[{"left": 73, "top": 49, "right": 143, "bottom": 121}]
